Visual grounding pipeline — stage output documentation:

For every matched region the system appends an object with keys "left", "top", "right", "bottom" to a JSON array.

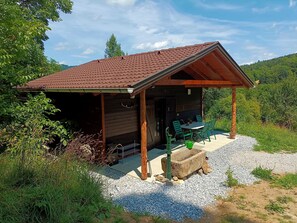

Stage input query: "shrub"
[
  {"left": 207, "top": 93, "right": 261, "bottom": 123},
  {"left": 0, "top": 93, "right": 68, "bottom": 162},
  {"left": 251, "top": 166, "right": 273, "bottom": 181},
  {"left": 225, "top": 167, "right": 239, "bottom": 187}
]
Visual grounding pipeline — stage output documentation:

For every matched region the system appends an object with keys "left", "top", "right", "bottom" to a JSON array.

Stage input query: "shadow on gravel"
[
  {"left": 114, "top": 191, "right": 204, "bottom": 222},
  {"left": 93, "top": 166, "right": 125, "bottom": 180}
]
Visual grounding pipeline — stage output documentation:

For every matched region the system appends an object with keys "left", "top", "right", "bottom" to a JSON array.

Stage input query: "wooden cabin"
[{"left": 21, "top": 41, "right": 254, "bottom": 180}]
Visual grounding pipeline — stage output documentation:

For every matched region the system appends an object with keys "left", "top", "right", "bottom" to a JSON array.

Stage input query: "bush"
[
  {"left": 207, "top": 93, "right": 260, "bottom": 123},
  {"left": 0, "top": 155, "right": 112, "bottom": 223},
  {"left": 65, "top": 132, "right": 107, "bottom": 165},
  {"left": 0, "top": 93, "right": 68, "bottom": 162}
]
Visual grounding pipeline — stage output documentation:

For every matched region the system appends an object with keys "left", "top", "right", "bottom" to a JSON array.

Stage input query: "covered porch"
[{"left": 109, "top": 131, "right": 234, "bottom": 182}]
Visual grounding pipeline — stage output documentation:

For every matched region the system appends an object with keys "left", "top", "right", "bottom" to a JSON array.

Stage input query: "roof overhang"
[
  {"left": 18, "top": 87, "right": 134, "bottom": 94},
  {"left": 130, "top": 42, "right": 254, "bottom": 96},
  {"left": 19, "top": 42, "right": 254, "bottom": 95}
]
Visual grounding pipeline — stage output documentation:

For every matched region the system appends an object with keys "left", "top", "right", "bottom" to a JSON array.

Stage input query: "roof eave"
[
  {"left": 18, "top": 87, "right": 134, "bottom": 94},
  {"left": 131, "top": 42, "right": 219, "bottom": 95},
  {"left": 216, "top": 42, "right": 254, "bottom": 88},
  {"left": 131, "top": 42, "right": 254, "bottom": 95}
]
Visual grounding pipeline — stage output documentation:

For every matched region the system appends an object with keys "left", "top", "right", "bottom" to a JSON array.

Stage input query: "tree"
[
  {"left": 0, "top": 0, "right": 72, "bottom": 127},
  {"left": 104, "top": 34, "right": 125, "bottom": 58},
  {"left": 0, "top": 1, "right": 72, "bottom": 154}
]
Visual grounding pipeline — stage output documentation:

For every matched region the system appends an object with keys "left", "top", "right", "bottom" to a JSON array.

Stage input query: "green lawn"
[{"left": 216, "top": 120, "right": 297, "bottom": 153}]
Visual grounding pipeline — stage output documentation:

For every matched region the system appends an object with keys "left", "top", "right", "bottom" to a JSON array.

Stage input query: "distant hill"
[
  {"left": 241, "top": 53, "right": 297, "bottom": 84},
  {"left": 60, "top": 64, "right": 76, "bottom": 70}
]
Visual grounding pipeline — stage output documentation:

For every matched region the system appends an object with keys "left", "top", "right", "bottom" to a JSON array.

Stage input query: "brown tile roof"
[{"left": 22, "top": 42, "right": 219, "bottom": 91}]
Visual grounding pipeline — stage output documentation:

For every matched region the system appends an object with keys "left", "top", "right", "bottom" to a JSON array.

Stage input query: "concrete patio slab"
[{"left": 109, "top": 132, "right": 236, "bottom": 182}]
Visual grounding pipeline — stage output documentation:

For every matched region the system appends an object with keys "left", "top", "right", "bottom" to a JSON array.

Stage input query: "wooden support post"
[
  {"left": 140, "top": 90, "right": 148, "bottom": 180},
  {"left": 101, "top": 94, "right": 106, "bottom": 162},
  {"left": 230, "top": 87, "right": 236, "bottom": 139}
]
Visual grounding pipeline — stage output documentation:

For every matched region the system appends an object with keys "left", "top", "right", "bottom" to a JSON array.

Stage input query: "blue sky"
[{"left": 44, "top": 0, "right": 297, "bottom": 66}]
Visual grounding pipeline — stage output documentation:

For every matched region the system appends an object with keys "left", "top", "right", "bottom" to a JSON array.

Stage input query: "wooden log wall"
[{"left": 105, "top": 94, "right": 139, "bottom": 142}]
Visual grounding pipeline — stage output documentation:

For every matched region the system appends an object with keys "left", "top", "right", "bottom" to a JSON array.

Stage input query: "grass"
[
  {"left": 216, "top": 119, "right": 297, "bottom": 153},
  {"left": 251, "top": 167, "right": 297, "bottom": 189},
  {"left": 0, "top": 154, "right": 172, "bottom": 223},
  {"left": 273, "top": 173, "right": 297, "bottom": 189},
  {"left": 276, "top": 196, "right": 295, "bottom": 204},
  {"left": 265, "top": 200, "right": 285, "bottom": 214},
  {"left": 221, "top": 214, "right": 248, "bottom": 223},
  {"left": 251, "top": 166, "right": 273, "bottom": 181},
  {"left": 0, "top": 154, "right": 113, "bottom": 223}
]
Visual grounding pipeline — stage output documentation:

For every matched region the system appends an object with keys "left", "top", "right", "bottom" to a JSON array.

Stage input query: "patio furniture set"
[{"left": 172, "top": 115, "right": 217, "bottom": 144}]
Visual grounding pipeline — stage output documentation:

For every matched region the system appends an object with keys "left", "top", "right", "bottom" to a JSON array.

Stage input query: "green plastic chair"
[
  {"left": 172, "top": 120, "right": 193, "bottom": 141},
  {"left": 195, "top": 121, "right": 211, "bottom": 144},
  {"left": 208, "top": 119, "right": 217, "bottom": 140},
  {"left": 196, "top": 115, "right": 203, "bottom": 122}
]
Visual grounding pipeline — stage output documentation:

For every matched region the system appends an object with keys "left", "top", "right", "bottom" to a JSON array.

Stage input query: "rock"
[
  {"left": 161, "top": 177, "right": 169, "bottom": 183},
  {"left": 173, "top": 176, "right": 178, "bottom": 181},
  {"left": 155, "top": 175, "right": 165, "bottom": 182},
  {"left": 197, "top": 168, "right": 204, "bottom": 176},
  {"left": 202, "top": 160, "right": 212, "bottom": 174}
]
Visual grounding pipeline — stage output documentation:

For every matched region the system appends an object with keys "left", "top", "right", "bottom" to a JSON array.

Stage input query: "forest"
[{"left": 205, "top": 53, "right": 297, "bottom": 131}]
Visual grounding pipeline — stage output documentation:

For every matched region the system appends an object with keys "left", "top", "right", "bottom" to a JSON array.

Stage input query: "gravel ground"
[{"left": 92, "top": 135, "right": 297, "bottom": 221}]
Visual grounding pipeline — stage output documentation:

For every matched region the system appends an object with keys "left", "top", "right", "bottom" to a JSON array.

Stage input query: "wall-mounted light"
[{"left": 188, "top": 89, "right": 191, "bottom": 95}]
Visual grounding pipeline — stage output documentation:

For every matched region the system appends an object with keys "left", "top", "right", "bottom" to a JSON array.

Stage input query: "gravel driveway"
[{"left": 92, "top": 135, "right": 297, "bottom": 221}]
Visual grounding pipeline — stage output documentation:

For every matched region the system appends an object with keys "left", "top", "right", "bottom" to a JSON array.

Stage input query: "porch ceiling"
[{"left": 155, "top": 48, "right": 248, "bottom": 88}]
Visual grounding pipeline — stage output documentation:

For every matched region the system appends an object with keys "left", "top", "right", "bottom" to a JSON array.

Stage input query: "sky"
[{"left": 44, "top": 0, "right": 297, "bottom": 66}]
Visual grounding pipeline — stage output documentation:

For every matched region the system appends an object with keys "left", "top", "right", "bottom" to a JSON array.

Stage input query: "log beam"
[
  {"left": 140, "top": 90, "right": 148, "bottom": 180},
  {"left": 212, "top": 51, "right": 245, "bottom": 85},
  {"left": 230, "top": 87, "right": 236, "bottom": 139},
  {"left": 183, "top": 66, "right": 208, "bottom": 80},
  {"left": 101, "top": 94, "right": 106, "bottom": 162},
  {"left": 184, "top": 80, "right": 240, "bottom": 86}
]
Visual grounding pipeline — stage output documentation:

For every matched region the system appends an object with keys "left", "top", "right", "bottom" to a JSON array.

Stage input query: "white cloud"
[
  {"left": 252, "top": 6, "right": 281, "bottom": 13},
  {"left": 44, "top": 0, "right": 297, "bottom": 66},
  {"left": 105, "top": 0, "right": 136, "bottom": 7},
  {"left": 71, "top": 54, "right": 89, "bottom": 58},
  {"left": 138, "top": 26, "right": 159, "bottom": 34},
  {"left": 82, "top": 48, "right": 95, "bottom": 55},
  {"left": 244, "top": 43, "right": 276, "bottom": 62},
  {"left": 135, "top": 40, "right": 169, "bottom": 50},
  {"left": 289, "top": 0, "right": 297, "bottom": 7},
  {"left": 54, "top": 42, "right": 70, "bottom": 51}
]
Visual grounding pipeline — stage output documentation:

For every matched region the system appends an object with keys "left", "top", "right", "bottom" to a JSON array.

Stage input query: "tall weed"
[{"left": 0, "top": 155, "right": 111, "bottom": 223}]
